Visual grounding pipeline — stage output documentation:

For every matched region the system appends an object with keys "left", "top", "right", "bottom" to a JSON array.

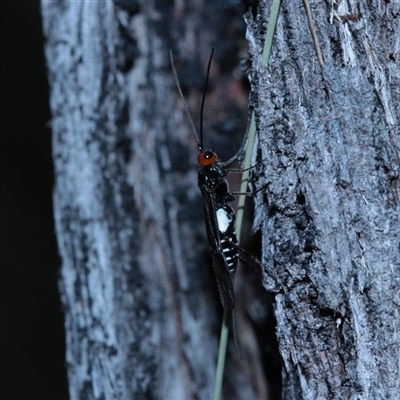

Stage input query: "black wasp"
[
  {"left": 197, "top": 144, "right": 239, "bottom": 310},
  {"left": 171, "top": 48, "right": 250, "bottom": 310}
]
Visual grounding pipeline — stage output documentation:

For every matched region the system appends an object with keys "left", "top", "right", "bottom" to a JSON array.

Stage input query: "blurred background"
[
  {"left": 1, "top": 1, "right": 69, "bottom": 398},
  {"left": 1, "top": 2, "right": 281, "bottom": 399}
]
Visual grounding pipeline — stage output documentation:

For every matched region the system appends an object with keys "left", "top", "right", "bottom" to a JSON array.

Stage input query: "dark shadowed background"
[{"left": 1, "top": 2, "right": 69, "bottom": 398}]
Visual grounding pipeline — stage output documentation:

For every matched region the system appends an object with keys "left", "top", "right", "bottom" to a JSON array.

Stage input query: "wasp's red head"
[{"left": 198, "top": 149, "right": 217, "bottom": 166}]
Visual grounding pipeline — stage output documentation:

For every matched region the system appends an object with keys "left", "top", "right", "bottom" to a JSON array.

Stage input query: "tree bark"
[
  {"left": 42, "top": 0, "right": 400, "bottom": 399},
  {"left": 41, "top": 1, "right": 264, "bottom": 399},
  {"left": 248, "top": 1, "right": 400, "bottom": 399}
]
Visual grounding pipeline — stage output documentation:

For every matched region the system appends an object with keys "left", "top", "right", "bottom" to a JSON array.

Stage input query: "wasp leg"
[
  {"left": 231, "top": 242, "right": 282, "bottom": 293},
  {"left": 231, "top": 184, "right": 266, "bottom": 197},
  {"left": 225, "top": 161, "right": 262, "bottom": 173}
]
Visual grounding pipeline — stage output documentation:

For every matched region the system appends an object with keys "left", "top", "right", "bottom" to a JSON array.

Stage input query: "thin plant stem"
[
  {"left": 302, "top": 0, "right": 324, "bottom": 66},
  {"left": 262, "top": 0, "right": 282, "bottom": 67},
  {"left": 213, "top": 2, "right": 281, "bottom": 399},
  {"left": 213, "top": 311, "right": 229, "bottom": 400}
]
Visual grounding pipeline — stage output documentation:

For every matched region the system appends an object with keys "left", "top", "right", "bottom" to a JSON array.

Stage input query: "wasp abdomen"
[{"left": 216, "top": 206, "right": 239, "bottom": 276}]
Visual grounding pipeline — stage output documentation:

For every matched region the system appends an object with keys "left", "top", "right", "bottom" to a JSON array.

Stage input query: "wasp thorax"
[{"left": 198, "top": 149, "right": 217, "bottom": 166}]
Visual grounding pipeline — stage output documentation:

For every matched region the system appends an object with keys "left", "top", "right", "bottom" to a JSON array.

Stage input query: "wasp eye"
[{"left": 204, "top": 151, "right": 214, "bottom": 159}]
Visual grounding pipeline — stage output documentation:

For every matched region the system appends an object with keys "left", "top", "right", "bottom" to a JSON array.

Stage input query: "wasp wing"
[{"left": 199, "top": 186, "right": 235, "bottom": 310}]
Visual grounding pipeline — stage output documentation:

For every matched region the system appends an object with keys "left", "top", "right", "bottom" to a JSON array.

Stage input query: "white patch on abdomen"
[{"left": 216, "top": 208, "right": 232, "bottom": 233}]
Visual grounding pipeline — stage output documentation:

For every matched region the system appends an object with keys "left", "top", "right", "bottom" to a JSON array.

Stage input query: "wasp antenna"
[
  {"left": 169, "top": 51, "right": 201, "bottom": 149},
  {"left": 200, "top": 47, "right": 214, "bottom": 151}
]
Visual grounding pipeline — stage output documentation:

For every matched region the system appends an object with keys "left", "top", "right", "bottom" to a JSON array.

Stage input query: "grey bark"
[
  {"left": 41, "top": 1, "right": 263, "bottom": 399},
  {"left": 248, "top": 1, "right": 400, "bottom": 399},
  {"left": 42, "top": 0, "right": 400, "bottom": 399}
]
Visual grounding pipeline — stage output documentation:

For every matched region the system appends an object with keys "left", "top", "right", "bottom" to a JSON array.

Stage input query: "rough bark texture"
[
  {"left": 42, "top": 0, "right": 400, "bottom": 399},
  {"left": 248, "top": 1, "right": 400, "bottom": 399},
  {"left": 42, "top": 1, "right": 269, "bottom": 399}
]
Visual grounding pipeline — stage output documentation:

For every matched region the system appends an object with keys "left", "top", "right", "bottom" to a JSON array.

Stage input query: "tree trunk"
[
  {"left": 42, "top": 0, "right": 400, "bottom": 399},
  {"left": 248, "top": 1, "right": 400, "bottom": 399},
  {"left": 41, "top": 1, "right": 266, "bottom": 399}
]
